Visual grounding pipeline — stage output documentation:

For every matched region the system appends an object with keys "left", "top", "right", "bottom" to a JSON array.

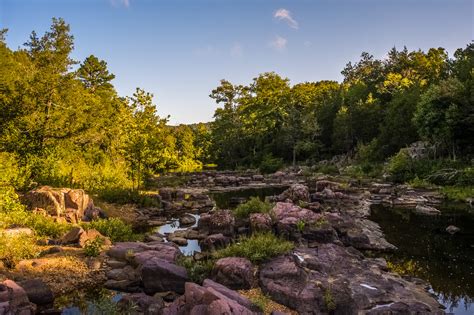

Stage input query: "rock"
[
  {"left": 199, "top": 210, "right": 235, "bottom": 236},
  {"left": 144, "top": 233, "right": 164, "bottom": 242},
  {"left": 40, "top": 246, "right": 63, "bottom": 256},
  {"left": 141, "top": 258, "right": 188, "bottom": 294},
  {"left": 315, "top": 180, "right": 341, "bottom": 192},
  {"left": 117, "top": 293, "right": 164, "bottom": 314},
  {"left": 202, "top": 279, "right": 260, "bottom": 312},
  {"left": 22, "top": 186, "right": 96, "bottom": 223},
  {"left": 252, "top": 174, "right": 264, "bottom": 181},
  {"left": 17, "top": 279, "right": 54, "bottom": 306},
  {"left": 249, "top": 213, "right": 272, "bottom": 232},
  {"left": 179, "top": 214, "right": 197, "bottom": 226},
  {"left": 0, "top": 280, "right": 36, "bottom": 315},
  {"left": 414, "top": 204, "right": 441, "bottom": 215},
  {"left": 168, "top": 235, "right": 188, "bottom": 246},
  {"left": 271, "top": 202, "right": 320, "bottom": 223},
  {"left": 108, "top": 241, "right": 181, "bottom": 263},
  {"left": 60, "top": 227, "right": 85, "bottom": 244},
  {"left": 78, "top": 229, "right": 110, "bottom": 247},
  {"left": 212, "top": 257, "right": 256, "bottom": 290},
  {"left": 446, "top": 225, "right": 460, "bottom": 235},
  {"left": 163, "top": 281, "right": 258, "bottom": 315},
  {"left": 83, "top": 206, "right": 107, "bottom": 221},
  {"left": 2, "top": 227, "right": 34, "bottom": 236},
  {"left": 199, "top": 234, "right": 231, "bottom": 251},
  {"left": 259, "top": 244, "right": 444, "bottom": 314},
  {"left": 276, "top": 184, "right": 310, "bottom": 203}
]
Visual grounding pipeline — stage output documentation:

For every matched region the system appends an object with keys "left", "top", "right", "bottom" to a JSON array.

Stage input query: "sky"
[{"left": 0, "top": 0, "right": 472, "bottom": 124}]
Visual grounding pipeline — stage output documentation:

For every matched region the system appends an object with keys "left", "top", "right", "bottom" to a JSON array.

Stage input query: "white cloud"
[
  {"left": 230, "top": 42, "right": 243, "bottom": 57},
  {"left": 269, "top": 35, "right": 287, "bottom": 51},
  {"left": 109, "top": 0, "right": 130, "bottom": 8},
  {"left": 274, "top": 8, "right": 298, "bottom": 29}
]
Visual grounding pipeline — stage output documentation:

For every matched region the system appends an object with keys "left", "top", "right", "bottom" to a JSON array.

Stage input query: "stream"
[{"left": 59, "top": 187, "right": 473, "bottom": 314}]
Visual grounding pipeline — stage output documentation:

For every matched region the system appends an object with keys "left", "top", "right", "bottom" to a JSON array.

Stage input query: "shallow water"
[
  {"left": 155, "top": 213, "right": 201, "bottom": 256},
  {"left": 369, "top": 203, "right": 474, "bottom": 314}
]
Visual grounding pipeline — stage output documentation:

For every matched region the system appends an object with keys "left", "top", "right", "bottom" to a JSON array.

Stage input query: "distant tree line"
[{"left": 210, "top": 44, "right": 473, "bottom": 170}]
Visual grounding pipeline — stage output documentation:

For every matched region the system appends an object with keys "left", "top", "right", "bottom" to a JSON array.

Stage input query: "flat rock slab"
[{"left": 260, "top": 243, "right": 444, "bottom": 314}]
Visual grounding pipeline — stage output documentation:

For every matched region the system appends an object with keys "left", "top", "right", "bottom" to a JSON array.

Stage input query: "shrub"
[
  {"left": 233, "top": 197, "right": 272, "bottom": 219},
  {"left": 0, "top": 232, "right": 39, "bottom": 268},
  {"left": 259, "top": 155, "right": 284, "bottom": 174},
  {"left": 387, "top": 149, "right": 415, "bottom": 183},
  {"left": 177, "top": 256, "right": 215, "bottom": 284},
  {"left": 215, "top": 232, "right": 294, "bottom": 263},
  {"left": 440, "top": 186, "right": 474, "bottom": 202},
  {"left": 81, "top": 218, "right": 139, "bottom": 242},
  {"left": 84, "top": 237, "right": 105, "bottom": 257}
]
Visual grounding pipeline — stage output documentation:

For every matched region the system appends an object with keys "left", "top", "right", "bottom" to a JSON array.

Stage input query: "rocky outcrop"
[
  {"left": 199, "top": 233, "right": 231, "bottom": 251},
  {"left": 198, "top": 210, "right": 235, "bottom": 236},
  {"left": 275, "top": 184, "right": 310, "bottom": 203},
  {"left": 105, "top": 241, "right": 185, "bottom": 294},
  {"left": 60, "top": 227, "right": 110, "bottom": 248},
  {"left": 0, "top": 280, "right": 36, "bottom": 315},
  {"left": 17, "top": 279, "right": 54, "bottom": 307},
  {"left": 259, "top": 244, "right": 444, "bottom": 314},
  {"left": 249, "top": 213, "right": 272, "bottom": 232},
  {"left": 212, "top": 257, "right": 257, "bottom": 290},
  {"left": 163, "top": 280, "right": 260, "bottom": 315},
  {"left": 22, "top": 186, "right": 99, "bottom": 223}
]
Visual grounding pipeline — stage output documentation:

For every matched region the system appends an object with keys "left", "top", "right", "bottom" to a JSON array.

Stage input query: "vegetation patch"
[
  {"left": 177, "top": 256, "right": 215, "bottom": 284},
  {"left": 233, "top": 197, "right": 273, "bottom": 219},
  {"left": 81, "top": 218, "right": 141, "bottom": 242},
  {"left": 215, "top": 232, "right": 294, "bottom": 264},
  {"left": 0, "top": 232, "right": 39, "bottom": 268}
]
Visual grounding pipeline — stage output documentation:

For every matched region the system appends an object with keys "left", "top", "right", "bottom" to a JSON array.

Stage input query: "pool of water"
[
  {"left": 210, "top": 186, "right": 288, "bottom": 209},
  {"left": 369, "top": 203, "right": 474, "bottom": 314}
]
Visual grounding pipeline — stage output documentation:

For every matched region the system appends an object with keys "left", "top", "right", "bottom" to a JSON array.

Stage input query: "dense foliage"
[
  {"left": 0, "top": 19, "right": 210, "bottom": 195},
  {"left": 210, "top": 45, "right": 473, "bottom": 171}
]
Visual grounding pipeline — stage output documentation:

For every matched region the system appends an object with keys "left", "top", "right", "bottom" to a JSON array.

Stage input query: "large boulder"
[
  {"left": 211, "top": 257, "right": 257, "bottom": 290},
  {"left": 141, "top": 258, "right": 188, "bottom": 294},
  {"left": 249, "top": 213, "right": 272, "bottom": 232},
  {"left": 107, "top": 241, "right": 181, "bottom": 263},
  {"left": 275, "top": 184, "right": 310, "bottom": 203},
  {"left": 163, "top": 281, "right": 259, "bottom": 315},
  {"left": 22, "top": 186, "right": 96, "bottom": 223},
  {"left": 0, "top": 280, "right": 36, "bottom": 315},
  {"left": 198, "top": 210, "right": 235, "bottom": 236},
  {"left": 199, "top": 233, "right": 231, "bottom": 251},
  {"left": 259, "top": 244, "right": 444, "bottom": 314},
  {"left": 17, "top": 279, "right": 54, "bottom": 306}
]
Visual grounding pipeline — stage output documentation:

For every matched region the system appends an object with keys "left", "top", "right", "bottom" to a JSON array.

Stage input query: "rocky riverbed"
[{"left": 2, "top": 171, "right": 471, "bottom": 314}]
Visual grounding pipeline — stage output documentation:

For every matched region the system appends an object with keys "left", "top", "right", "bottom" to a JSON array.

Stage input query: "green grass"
[
  {"left": 81, "top": 218, "right": 141, "bottom": 242},
  {"left": 233, "top": 197, "right": 273, "bottom": 219},
  {"left": 177, "top": 256, "right": 215, "bottom": 284},
  {"left": 215, "top": 232, "right": 294, "bottom": 264},
  {"left": 439, "top": 186, "right": 474, "bottom": 202},
  {"left": 0, "top": 231, "right": 39, "bottom": 268}
]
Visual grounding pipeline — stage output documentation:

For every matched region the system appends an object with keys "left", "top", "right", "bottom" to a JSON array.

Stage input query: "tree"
[{"left": 77, "top": 55, "right": 115, "bottom": 92}]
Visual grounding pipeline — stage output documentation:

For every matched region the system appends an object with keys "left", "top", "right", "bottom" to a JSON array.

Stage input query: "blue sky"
[{"left": 1, "top": 0, "right": 472, "bottom": 124}]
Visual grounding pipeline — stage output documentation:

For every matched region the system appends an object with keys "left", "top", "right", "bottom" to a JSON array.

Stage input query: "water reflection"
[{"left": 369, "top": 203, "right": 474, "bottom": 314}]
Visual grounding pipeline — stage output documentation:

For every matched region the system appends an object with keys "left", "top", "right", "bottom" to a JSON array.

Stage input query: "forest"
[{"left": 1, "top": 18, "right": 473, "bottom": 198}]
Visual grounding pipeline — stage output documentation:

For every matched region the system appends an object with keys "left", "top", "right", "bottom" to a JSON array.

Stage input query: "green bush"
[
  {"left": 177, "top": 256, "right": 215, "bottom": 284},
  {"left": 259, "top": 155, "right": 284, "bottom": 174},
  {"left": 81, "top": 218, "right": 139, "bottom": 242},
  {"left": 440, "top": 186, "right": 474, "bottom": 202},
  {"left": 0, "top": 232, "right": 39, "bottom": 268},
  {"left": 215, "top": 232, "right": 294, "bottom": 263},
  {"left": 387, "top": 149, "right": 415, "bottom": 183},
  {"left": 233, "top": 197, "right": 272, "bottom": 219},
  {"left": 84, "top": 237, "right": 105, "bottom": 257}
]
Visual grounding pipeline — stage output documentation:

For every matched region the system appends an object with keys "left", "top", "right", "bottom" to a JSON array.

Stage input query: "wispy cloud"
[
  {"left": 230, "top": 42, "right": 243, "bottom": 57},
  {"left": 109, "top": 0, "right": 130, "bottom": 8},
  {"left": 274, "top": 8, "right": 298, "bottom": 29},
  {"left": 269, "top": 35, "right": 287, "bottom": 51}
]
